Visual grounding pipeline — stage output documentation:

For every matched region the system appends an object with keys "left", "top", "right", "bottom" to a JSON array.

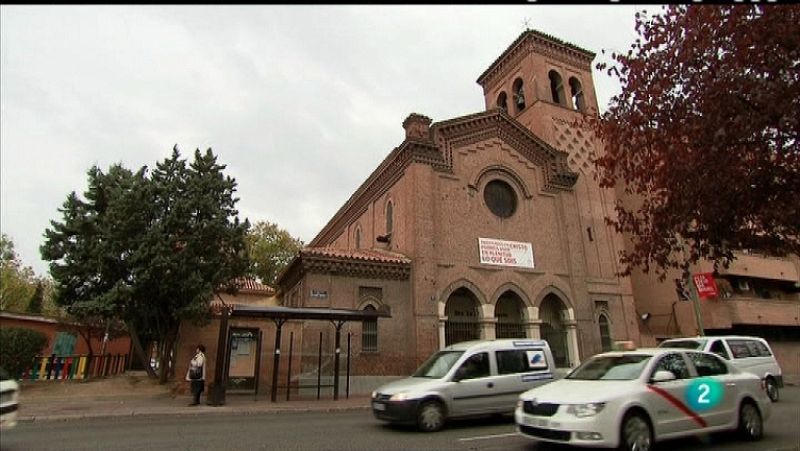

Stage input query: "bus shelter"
[{"left": 207, "top": 304, "right": 390, "bottom": 405}]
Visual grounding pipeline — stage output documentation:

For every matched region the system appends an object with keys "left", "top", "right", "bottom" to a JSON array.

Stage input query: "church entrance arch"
[
  {"left": 539, "top": 294, "right": 569, "bottom": 367},
  {"left": 495, "top": 291, "right": 526, "bottom": 338},
  {"left": 444, "top": 288, "right": 481, "bottom": 346}
]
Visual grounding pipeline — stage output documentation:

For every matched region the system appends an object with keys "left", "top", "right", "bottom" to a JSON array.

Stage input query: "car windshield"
[
  {"left": 566, "top": 355, "right": 652, "bottom": 380},
  {"left": 659, "top": 339, "right": 706, "bottom": 350},
  {"left": 412, "top": 351, "right": 464, "bottom": 378}
]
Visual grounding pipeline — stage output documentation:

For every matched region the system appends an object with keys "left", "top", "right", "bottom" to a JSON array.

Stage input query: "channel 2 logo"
[{"left": 686, "top": 377, "right": 724, "bottom": 411}]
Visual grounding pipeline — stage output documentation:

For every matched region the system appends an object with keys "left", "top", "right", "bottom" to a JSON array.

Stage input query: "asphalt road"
[{"left": 3, "top": 388, "right": 799, "bottom": 451}]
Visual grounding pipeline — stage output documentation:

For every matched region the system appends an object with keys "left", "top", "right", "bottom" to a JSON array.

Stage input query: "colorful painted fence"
[{"left": 24, "top": 354, "right": 129, "bottom": 381}]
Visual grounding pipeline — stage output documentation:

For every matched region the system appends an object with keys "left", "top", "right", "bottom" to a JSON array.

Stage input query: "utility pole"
[{"left": 688, "top": 274, "right": 705, "bottom": 336}]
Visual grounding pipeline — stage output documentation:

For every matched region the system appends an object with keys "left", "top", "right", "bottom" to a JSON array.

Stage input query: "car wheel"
[
  {"left": 738, "top": 401, "right": 763, "bottom": 441},
  {"left": 765, "top": 378, "right": 779, "bottom": 402},
  {"left": 417, "top": 400, "right": 445, "bottom": 432},
  {"left": 619, "top": 412, "right": 653, "bottom": 451}
]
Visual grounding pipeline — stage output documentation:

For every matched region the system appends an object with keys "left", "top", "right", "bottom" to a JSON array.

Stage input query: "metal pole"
[
  {"left": 688, "top": 275, "right": 706, "bottom": 336},
  {"left": 208, "top": 306, "right": 230, "bottom": 406},
  {"left": 317, "top": 332, "right": 322, "bottom": 400},
  {"left": 346, "top": 332, "right": 351, "bottom": 399},
  {"left": 271, "top": 319, "right": 284, "bottom": 402},
  {"left": 253, "top": 330, "right": 262, "bottom": 401},
  {"left": 286, "top": 331, "right": 293, "bottom": 401},
  {"left": 333, "top": 321, "right": 342, "bottom": 401}
]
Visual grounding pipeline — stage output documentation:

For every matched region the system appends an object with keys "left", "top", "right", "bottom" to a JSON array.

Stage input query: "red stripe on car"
[{"left": 646, "top": 384, "right": 707, "bottom": 428}]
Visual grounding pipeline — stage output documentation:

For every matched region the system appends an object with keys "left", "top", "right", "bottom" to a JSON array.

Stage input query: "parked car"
[
  {"left": 658, "top": 335, "right": 783, "bottom": 402},
  {"left": 0, "top": 367, "right": 20, "bottom": 431},
  {"left": 371, "top": 338, "right": 556, "bottom": 432},
  {"left": 515, "top": 348, "right": 771, "bottom": 451}
]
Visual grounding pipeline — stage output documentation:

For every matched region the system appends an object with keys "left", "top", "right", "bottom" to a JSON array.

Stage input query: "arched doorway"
[
  {"left": 539, "top": 294, "right": 569, "bottom": 367},
  {"left": 495, "top": 291, "right": 526, "bottom": 338},
  {"left": 444, "top": 288, "right": 480, "bottom": 346}
]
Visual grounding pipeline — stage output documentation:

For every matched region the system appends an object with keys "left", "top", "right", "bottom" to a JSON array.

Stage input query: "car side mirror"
[{"left": 651, "top": 370, "right": 677, "bottom": 383}]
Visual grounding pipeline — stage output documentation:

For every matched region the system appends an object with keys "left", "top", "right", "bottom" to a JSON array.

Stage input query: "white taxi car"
[{"left": 515, "top": 348, "right": 770, "bottom": 451}]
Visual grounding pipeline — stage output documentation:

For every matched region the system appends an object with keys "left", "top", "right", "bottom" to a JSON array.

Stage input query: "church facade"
[{"left": 276, "top": 30, "right": 642, "bottom": 376}]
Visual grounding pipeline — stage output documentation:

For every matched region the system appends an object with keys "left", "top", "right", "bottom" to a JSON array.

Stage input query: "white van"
[
  {"left": 371, "top": 339, "right": 556, "bottom": 432},
  {"left": 658, "top": 335, "right": 783, "bottom": 401}
]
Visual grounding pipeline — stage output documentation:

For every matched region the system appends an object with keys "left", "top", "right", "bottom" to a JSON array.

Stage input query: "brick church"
[{"left": 275, "top": 29, "right": 642, "bottom": 376}]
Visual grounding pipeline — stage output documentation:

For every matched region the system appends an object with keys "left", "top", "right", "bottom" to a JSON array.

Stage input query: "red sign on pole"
[{"left": 692, "top": 273, "right": 719, "bottom": 299}]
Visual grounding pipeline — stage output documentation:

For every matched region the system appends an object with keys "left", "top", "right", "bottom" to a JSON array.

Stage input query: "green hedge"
[{"left": 0, "top": 327, "right": 48, "bottom": 379}]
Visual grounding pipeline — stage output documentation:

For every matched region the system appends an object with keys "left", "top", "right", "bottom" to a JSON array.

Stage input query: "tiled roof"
[
  {"left": 231, "top": 277, "right": 275, "bottom": 294},
  {"left": 301, "top": 247, "right": 411, "bottom": 265},
  {"left": 477, "top": 29, "right": 595, "bottom": 85}
]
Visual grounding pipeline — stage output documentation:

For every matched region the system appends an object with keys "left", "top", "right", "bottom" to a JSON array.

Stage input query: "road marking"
[{"left": 459, "top": 432, "right": 519, "bottom": 442}]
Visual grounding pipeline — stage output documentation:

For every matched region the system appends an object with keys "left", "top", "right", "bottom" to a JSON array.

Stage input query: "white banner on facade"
[{"left": 478, "top": 238, "right": 535, "bottom": 269}]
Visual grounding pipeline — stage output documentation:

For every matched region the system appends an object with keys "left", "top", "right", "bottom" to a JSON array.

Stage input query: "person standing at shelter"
[{"left": 185, "top": 344, "right": 207, "bottom": 406}]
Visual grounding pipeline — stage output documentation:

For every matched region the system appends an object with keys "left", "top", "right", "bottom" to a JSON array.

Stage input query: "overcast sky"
[{"left": 1, "top": 5, "right": 644, "bottom": 277}]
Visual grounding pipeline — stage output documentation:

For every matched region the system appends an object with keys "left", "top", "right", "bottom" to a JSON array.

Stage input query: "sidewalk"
[{"left": 16, "top": 373, "right": 371, "bottom": 423}]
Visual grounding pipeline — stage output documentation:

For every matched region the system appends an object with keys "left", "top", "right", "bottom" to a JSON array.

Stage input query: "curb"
[{"left": 17, "top": 404, "right": 371, "bottom": 423}]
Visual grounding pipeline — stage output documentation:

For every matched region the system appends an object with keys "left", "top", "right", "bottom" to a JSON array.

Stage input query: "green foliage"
[
  {"left": 0, "top": 327, "right": 48, "bottom": 379},
  {"left": 41, "top": 146, "right": 250, "bottom": 381},
  {"left": 26, "top": 282, "right": 45, "bottom": 314},
  {"left": 246, "top": 221, "right": 303, "bottom": 285},
  {"left": 0, "top": 234, "right": 36, "bottom": 312}
]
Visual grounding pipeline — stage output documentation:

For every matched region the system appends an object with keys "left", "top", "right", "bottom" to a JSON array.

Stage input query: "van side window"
[
  {"left": 709, "top": 340, "right": 730, "bottom": 360},
  {"left": 455, "top": 352, "right": 490, "bottom": 380},
  {"left": 497, "top": 349, "right": 549, "bottom": 374},
  {"left": 753, "top": 341, "right": 772, "bottom": 357},
  {"left": 727, "top": 339, "right": 754, "bottom": 358},
  {"left": 688, "top": 352, "right": 728, "bottom": 376}
]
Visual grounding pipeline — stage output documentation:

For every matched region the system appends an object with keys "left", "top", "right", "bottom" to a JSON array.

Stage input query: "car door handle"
[
  {"left": 487, "top": 382, "right": 494, "bottom": 388},
  {"left": 726, "top": 383, "right": 736, "bottom": 387}
]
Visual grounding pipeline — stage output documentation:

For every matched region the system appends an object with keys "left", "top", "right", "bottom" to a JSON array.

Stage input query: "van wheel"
[
  {"left": 765, "top": 378, "right": 779, "bottom": 402},
  {"left": 417, "top": 400, "right": 445, "bottom": 432},
  {"left": 738, "top": 401, "right": 763, "bottom": 441},
  {"left": 619, "top": 412, "right": 652, "bottom": 451}
]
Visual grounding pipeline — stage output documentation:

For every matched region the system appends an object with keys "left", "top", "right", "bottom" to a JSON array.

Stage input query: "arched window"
[
  {"left": 362, "top": 305, "right": 378, "bottom": 352},
  {"left": 512, "top": 78, "right": 525, "bottom": 112},
  {"left": 599, "top": 313, "right": 612, "bottom": 352},
  {"left": 496, "top": 91, "right": 508, "bottom": 112},
  {"left": 386, "top": 201, "right": 393, "bottom": 235},
  {"left": 569, "top": 77, "right": 586, "bottom": 112},
  {"left": 355, "top": 227, "right": 361, "bottom": 249},
  {"left": 549, "top": 70, "right": 566, "bottom": 106}
]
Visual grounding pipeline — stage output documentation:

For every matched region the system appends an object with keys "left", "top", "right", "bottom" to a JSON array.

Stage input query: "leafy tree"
[
  {"left": 26, "top": 281, "right": 44, "bottom": 314},
  {"left": 0, "top": 234, "right": 36, "bottom": 312},
  {"left": 0, "top": 327, "right": 48, "bottom": 379},
  {"left": 593, "top": 5, "right": 800, "bottom": 279},
  {"left": 246, "top": 221, "right": 303, "bottom": 285},
  {"left": 42, "top": 147, "right": 250, "bottom": 382}
]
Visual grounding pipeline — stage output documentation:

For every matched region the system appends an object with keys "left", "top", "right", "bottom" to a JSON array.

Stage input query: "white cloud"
[{"left": 0, "top": 4, "right": 641, "bottom": 275}]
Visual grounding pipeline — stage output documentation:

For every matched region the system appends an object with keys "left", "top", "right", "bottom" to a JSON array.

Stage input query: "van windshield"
[{"left": 413, "top": 351, "right": 464, "bottom": 378}]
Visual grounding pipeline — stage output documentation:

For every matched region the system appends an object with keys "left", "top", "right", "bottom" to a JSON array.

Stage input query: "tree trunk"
[
  {"left": 128, "top": 322, "right": 157, "bottom": 379},
  {"left": 158, "top": 324, "right": 179, "bottom": 384}
]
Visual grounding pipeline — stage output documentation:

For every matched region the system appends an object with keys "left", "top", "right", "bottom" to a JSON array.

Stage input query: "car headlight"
[
  {"left": 566, "top": 402, "right": 606, "bottom": 417},
  {"left": 389, "top": 392, "right": 408, "bottom": 401}
]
